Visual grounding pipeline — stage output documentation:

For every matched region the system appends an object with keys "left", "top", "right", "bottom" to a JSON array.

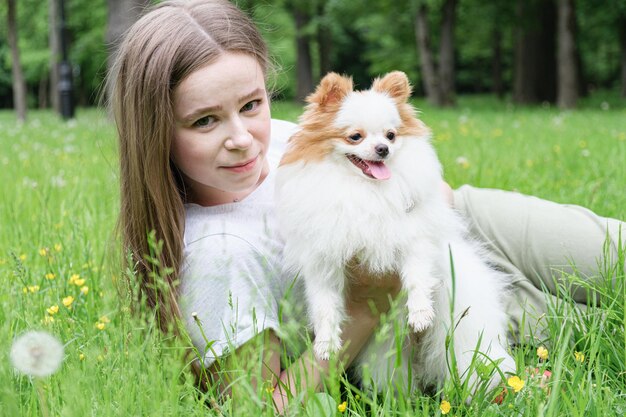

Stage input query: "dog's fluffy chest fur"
[{"left": 276, "top": 139, "right": 453, "bottom": 274}]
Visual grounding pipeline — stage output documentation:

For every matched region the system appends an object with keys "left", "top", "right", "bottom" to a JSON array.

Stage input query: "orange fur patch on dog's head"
[
  {"left": 372, "top": 71, "right": 429, "bottom": 138},
  {"left": 281, "top": 73, "right": 354, "bottom": 166}
]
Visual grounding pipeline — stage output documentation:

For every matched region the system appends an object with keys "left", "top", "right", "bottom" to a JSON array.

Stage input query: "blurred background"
[{"left": 1, "top": 0, "right": 625, "bottom": 121}]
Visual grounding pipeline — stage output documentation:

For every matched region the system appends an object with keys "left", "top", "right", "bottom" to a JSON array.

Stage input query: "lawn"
[{"left": 1, "top": 93, "right": 625, "bottom": 416}]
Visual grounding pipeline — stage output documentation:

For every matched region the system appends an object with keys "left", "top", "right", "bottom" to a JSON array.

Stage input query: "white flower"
[{"left": 10, "top": 331, "right": 64, "bottom": 377}]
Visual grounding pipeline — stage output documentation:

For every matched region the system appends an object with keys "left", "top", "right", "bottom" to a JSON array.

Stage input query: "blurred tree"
[
  {"left": 414, "top": 0, "right": 458, "bottom": 106},
  {"left": 7, "top": 0, "right": 27, "bottom": 121},
  {"left": 49, "top": 0, "right": 59, "bottom": 111},
  {"left": 513, "top": 0, "right": 557, "bottom": 104},
  {"left": 618, "top": 6, "right": 626, "bottom": 97},
  {"left": 285, "top": 0, "right": 315, "bottom": 102},
  {"left": 556, "top": 0, "right": 579, "bottom": 108}
]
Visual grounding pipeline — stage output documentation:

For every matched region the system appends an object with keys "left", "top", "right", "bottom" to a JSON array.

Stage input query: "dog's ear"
[
  {"left": 307, "top": 72, "right": 353, "bottom": 107},
  {"left": 372, "top": 71, "right": 412, "bottom": 103}
]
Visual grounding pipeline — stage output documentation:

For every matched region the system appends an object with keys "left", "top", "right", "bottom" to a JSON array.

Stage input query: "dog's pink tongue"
[{"left": 366, "top": 161, "right": 391, "bottom": 180}]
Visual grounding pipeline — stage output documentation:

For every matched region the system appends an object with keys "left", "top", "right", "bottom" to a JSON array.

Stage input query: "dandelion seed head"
[
  {"left": 455, "top": 156, "right": 470, "bottom": 169},
  {"left": 10, "top": 331, "right": 64, "bottom": 377}
]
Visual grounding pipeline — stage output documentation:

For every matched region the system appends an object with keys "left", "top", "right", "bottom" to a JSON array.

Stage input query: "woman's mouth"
[{"left": 223, "top": 156, "right": 258, "bottom": 173}]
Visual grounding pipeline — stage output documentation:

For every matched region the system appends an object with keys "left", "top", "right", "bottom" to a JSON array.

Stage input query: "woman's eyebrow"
[
  {"left": 238, "top": 87, "right": 266, "bottom": 104},
  {"left": 180, "top": 88, "right": 266, "bottom": 123},
  {"left": 181, "top": 104, "right": 222, "bottom": 123}
]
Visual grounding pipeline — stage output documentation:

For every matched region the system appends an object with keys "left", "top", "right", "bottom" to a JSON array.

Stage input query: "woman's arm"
[
  {"left": 271, "top": 266, "right": 401, "bottom": 413},
  {"left": 208, "top": 270, "right": 400, "bottom": 414},
  {"left": 270, "top": 298, "right": 381, "bottom": 413}
]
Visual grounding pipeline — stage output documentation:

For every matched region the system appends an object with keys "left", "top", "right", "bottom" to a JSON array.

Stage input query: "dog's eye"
[
  {"left": 348, "top": 133, "right": 362, "bottom": 142},
  {"left": 386, "top": 131, "right": 396, "bottom": 141}
]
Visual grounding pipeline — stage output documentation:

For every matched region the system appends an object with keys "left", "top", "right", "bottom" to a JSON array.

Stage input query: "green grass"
[{"left": 1, "top": 94, "right": 625, "bottom": 416}]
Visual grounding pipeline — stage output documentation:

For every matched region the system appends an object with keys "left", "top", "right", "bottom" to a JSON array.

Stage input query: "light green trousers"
[{"left": 453, "top": 185, "right": 624, "bottom": 339}]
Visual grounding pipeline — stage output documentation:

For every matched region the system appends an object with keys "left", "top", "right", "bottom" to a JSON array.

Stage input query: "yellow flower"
[
  {"left": 97, "top": 354, "right": 104, "bottom": 362},
  {"left": 43, "top": 316, "right": 55, "bottom": 325},
  {"left": 507, "top": 376, "right": 525, "bottom": 393},
  {"left": 46, "top": 305, "right": 59, "bottom": 315},
  {"left": 73, "top": 278, "right": 86, "bottom": 286},
  {"left": 80, "top": 286, "right": 89, "bottom": 295},
  {"left": 45, "top": 272, "right": 56, "bottom": 280},
  {"left": 265, "top": 386, "right": 275, "bottom": 394},
  {"left": 19, "top": 254, "right": 27, "bottom": 261},
  {"left": 54, "top": 243, "right": 62, "bottom": 252},
  {"left": 22, "top": 287, "right": 28, "bottom": 294},
  {"left": 440, "top": 400, "right": 451, "bottom": 414},
  {"left": 337, "top": 401, "right": 347, "bottom": 413},
  {"left": 27, "top": 285, "right": 40, "bottom": 293},
  {"left": 68, "top": 274, "right": 80, "bottom": 285},
  {"left": 537, "top": 346, "right": 549, "bottom": 360},
  {"left": 95, "top": 322, "right": 106, "bottom": 330},
  {"left": 62, "top": 296, "right": 75, "bottom": 309},
  {"left": 79, "top": 353, "right": 85, "bottom": 361},
  {"left": 39, "top": 248, "right": 48, "bottom": 256},
  {"left": 574, "top": 351, "right": 585, "bottom": 363}
]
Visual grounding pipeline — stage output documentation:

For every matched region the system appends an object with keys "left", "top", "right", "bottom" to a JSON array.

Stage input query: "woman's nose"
[{"left": 225, "top": 116, "right": 253, "bottom": 150}]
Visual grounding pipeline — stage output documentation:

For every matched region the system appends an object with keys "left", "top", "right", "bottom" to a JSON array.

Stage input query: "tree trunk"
[
  {"left": 618, "top": 16, "right": 626, "bottom": 98},
  {"left": 293, "top": 7, "right": 314, "bottom": 102},
  {"left": 438, "top": 0, "right": 457, "bottom": 106},
  {"left": 317, "top": 2, "right": 332, "bottom": 76},
  {"left": 49, "top": 0, "right": 60, "bottom": 112},
  {"left": 414, "top": 3, "right": 442, "bottom": 106},
  {"left": 513, "top": 0, "right": 557, "bottom": 104},
  {"left": 38, "top": 74, "right": 49, "bottom": 109},
  {"left": 556, "top": 0, "right": 578, "bottom": 109},
  {"left": 106, "top": 0, "right": 151, "bottom": 71},
  {"left": 7, "top": 0, "right": 27, "bottom": 122},
  {"left": 492, "top": 27, "right": 504, "bottom": 98}
]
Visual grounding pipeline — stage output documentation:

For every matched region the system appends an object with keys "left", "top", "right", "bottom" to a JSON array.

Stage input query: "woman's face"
[{"left": 171, "top": 52, "right": 271, "bottom": 206}]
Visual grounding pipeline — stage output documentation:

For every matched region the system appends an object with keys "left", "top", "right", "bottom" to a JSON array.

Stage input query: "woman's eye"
[
  {"left": 241, "top": 100, "right": 261, "bottom": 112},
  {"left": 349, "top": 133, "right": 362, "bottom": 142},
  {"left": 193, "top": 116, "right": 215, "bottom": 128}
]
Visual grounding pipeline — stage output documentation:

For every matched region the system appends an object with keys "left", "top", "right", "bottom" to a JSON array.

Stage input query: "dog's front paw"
[
  {"left": 313, "top": 337, "right": 341, "bottom": 360},
  {"left": 407, "top": 306, "right": 435, "bottom": 332}
]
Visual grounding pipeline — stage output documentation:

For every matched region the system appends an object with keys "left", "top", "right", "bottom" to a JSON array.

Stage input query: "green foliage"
[{"left": 2, "top": 0, "right": 626, "bottom": 105}]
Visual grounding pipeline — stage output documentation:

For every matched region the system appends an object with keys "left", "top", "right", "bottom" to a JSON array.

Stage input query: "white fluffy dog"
[{"left": 275, "top": 71, "right": 514, "bottom": 392}]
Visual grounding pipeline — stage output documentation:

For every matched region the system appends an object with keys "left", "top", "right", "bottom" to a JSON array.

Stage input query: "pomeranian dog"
[{"left": 275, "top": 71, "right": 514, "bottom": 392}]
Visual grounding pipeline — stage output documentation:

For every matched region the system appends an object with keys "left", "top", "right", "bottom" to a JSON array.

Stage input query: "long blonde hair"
[{"left": 107, "top": 0, "right": 269, "bottom": 343}]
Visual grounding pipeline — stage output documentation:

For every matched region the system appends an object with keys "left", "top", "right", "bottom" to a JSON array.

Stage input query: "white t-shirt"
[{"left": 178, "top": 119, "right": 306, "bottom": 365}]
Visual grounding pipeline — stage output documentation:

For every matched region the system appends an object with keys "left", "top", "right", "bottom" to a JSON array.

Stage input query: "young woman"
[{"left": 108, "top": 0, "right": 624, "bottom": 412}]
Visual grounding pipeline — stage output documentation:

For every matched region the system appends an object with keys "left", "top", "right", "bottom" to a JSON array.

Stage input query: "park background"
[
  {"left": 2, "top": 0, "right": 626, "bottom": 113},
  {"left": 2, "top": 0, "right": 626, "bottom": 416}
]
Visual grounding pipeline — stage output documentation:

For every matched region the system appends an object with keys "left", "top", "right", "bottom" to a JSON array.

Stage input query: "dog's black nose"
[{"left": 375, "top": 144, "right": 389, "bottom": 158}]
